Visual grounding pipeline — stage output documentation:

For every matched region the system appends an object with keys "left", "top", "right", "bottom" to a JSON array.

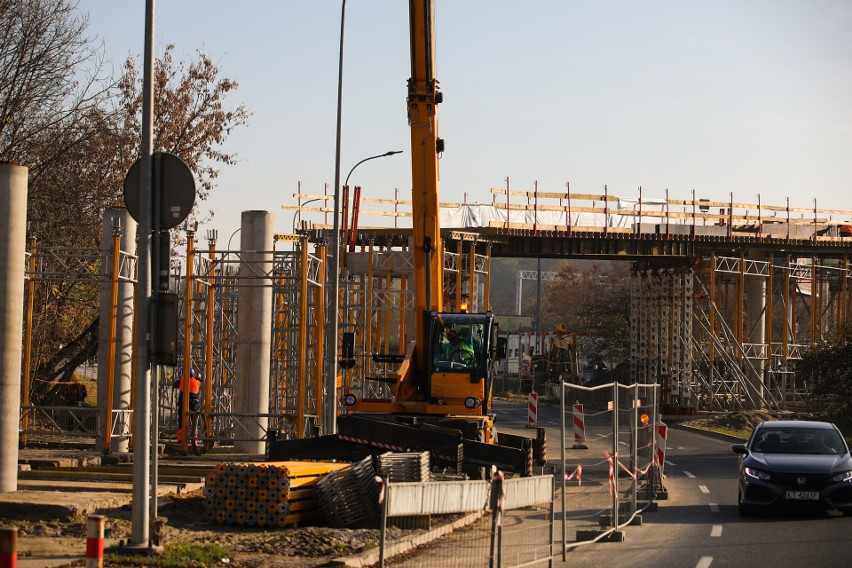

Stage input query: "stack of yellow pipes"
[{"left": 203, "top": 460, "right": 350, "bottom": 527}]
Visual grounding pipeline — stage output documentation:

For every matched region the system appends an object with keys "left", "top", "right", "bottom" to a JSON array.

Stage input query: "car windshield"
[{"left": 752, "top": 427, "right": 848, "bottom": 455}]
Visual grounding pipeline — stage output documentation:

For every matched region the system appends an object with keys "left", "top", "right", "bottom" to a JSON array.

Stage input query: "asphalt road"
[{"left": 491, "top": 399, "right": 852, "bottom": 568}]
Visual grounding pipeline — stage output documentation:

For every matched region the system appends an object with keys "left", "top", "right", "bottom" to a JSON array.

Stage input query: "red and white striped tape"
[
  {"left": 375, "top": 476, "right": 386, "bottom": 505},
  {"left": 607, "top": 453, "right": 616, "bottom": 497},
  {"left": 564, "top": 463, "right": 583, "bottom": 486},
  {"left": 339, "top": 435, "right": 405, "bottom": 453}
]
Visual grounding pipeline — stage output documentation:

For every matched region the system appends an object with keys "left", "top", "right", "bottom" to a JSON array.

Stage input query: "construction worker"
[
  {"left": 65, "top": 379, "right": 87, "bottom": 431},
  {"left": 174, "top": 368, "right": 201, "bottom": 438},
  {"left": 443, "top": 327, "right": 475, "bottom": 364},
  {"left": 65, "top": 379, "right": 88, "bottom": 406}
]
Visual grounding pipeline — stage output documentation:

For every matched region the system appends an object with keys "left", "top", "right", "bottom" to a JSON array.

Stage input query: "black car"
[{"left": 732, "top": 420, "right": 852, "bottom": 516}]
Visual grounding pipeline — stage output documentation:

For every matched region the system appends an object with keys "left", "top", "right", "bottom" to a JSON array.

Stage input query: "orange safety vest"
[{"left": 177, "top": 376, "right": 201, "bottom": 394}]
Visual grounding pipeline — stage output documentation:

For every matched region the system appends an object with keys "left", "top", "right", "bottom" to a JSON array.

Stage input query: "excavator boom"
[{"left": 408, "top": 0, "right": 444, "bottom": 376}]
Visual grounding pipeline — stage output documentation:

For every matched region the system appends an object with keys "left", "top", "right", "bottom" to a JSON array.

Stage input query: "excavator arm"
[
  {"left": 273, "top": 2, "right": 546, "bottom": 477},
  {"left": 407, "top": 0, "right": 444, "bottom": 380}
]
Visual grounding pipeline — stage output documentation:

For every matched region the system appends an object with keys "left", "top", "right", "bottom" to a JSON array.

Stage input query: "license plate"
[{"left": 784, "top": 491, "right": 819, "bottom": 501}]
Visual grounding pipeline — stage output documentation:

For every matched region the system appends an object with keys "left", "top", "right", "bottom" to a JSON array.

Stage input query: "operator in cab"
[{"left": 438, "top": 326, "right": 475, "bottom": 367}]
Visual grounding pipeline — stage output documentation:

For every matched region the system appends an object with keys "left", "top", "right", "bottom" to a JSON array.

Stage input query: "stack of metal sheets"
[
  {"left": 378, "top": 451, "right": 431, "bottom": 483},
  {"left": 315, "top": 457, "right": 378, "bottom": 527}
]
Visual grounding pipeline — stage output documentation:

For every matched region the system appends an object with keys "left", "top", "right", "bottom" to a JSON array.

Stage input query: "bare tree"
[
  {"left": 0, "top": 0, "right": 112, "bottom": 169},
  {"left": 3, "top": 3, "right": 250, "bottom": 397},
  {"left": 118, "top": 44, "right": 250, "bottom": 208}
]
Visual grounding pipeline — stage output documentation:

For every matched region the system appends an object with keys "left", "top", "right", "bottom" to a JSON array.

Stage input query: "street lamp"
[
  {"left": 345, "top": 151, "right": 403, "bottom": 188},
  {"left": 293, "top": 198, "right": 322, "bottom": 234},
  {"left": 325, "top": 150, "right": 403, "bottom": 435}
]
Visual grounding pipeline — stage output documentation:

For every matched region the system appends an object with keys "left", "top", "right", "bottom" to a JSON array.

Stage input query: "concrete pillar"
[
  {"left": 235, "top": 211, "right": 274, "bottom": 454},
  {"left": 96, "top": 208, "right": 136, "bottom": 453},
  {"left": 744, "top": 252, "right": 767, "bottom": 408},
  {"left": 0, "top": 163, "right": 28, "bottom": 491}
]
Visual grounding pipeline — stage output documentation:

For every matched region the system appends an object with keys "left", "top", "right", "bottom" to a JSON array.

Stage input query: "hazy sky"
[{"left": 78, "top": 0, "right": 852, "bottom": 243}]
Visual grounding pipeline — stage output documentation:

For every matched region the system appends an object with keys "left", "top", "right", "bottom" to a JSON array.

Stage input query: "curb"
[{"left": 668, "top": 422, "right": 748, "bottom": 443}]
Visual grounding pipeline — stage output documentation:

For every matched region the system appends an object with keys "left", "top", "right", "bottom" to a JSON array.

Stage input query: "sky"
[{"left": 77, "top": 0, "right": 852, "bottom": 245}]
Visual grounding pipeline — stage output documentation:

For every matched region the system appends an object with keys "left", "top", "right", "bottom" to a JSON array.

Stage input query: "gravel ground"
[{"left": 680, "top": 409, "right": 779, "bottom": 433}]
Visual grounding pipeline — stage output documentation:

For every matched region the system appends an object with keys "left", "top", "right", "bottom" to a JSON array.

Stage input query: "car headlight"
[
  {"left": 832, "top": 470, "right": 852, "bottom": 482},
  {"left": 744, "top": 467, "right": 771, "bottom": 480}
]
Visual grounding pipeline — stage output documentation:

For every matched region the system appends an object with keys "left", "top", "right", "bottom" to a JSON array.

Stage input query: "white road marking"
[
  {"left": 699, "top": 485, "right": 710, "bottom": 494},
  {"left": 696, "top": 556, "right": 713, "bottom": 568},
  {"left": 684, "top": 471, "right": 696, "bottom": 478},
  {"left": 710, "top": 525, "right": 722, "bottom": 537},
  {"left": 709, "top": 503, "right": 720, "bottom": 513},
  {"left": 665, "top": 460, "right": 676, "bottom": 466}
]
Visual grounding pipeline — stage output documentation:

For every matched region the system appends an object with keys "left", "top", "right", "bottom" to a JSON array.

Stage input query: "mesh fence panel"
[
  {"left": 384, "top": 513, "right": 491, "bottom": 568},
  {"left": 560, "top": 383, "right": 617, "bottom": 540},
  {"left": 381, "top": 477, "right": 554, "bottom": 568},
  {"left": 559, "top": 382, "right": 660, "bottom": 544},
  {"left": 498, "top": 504, "right": 554, "bottom": 567}
]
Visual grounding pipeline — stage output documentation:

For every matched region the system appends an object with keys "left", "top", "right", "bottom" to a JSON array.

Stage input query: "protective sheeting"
[{"left": 439, "top": 203, "right": 683, "bottom": 229}]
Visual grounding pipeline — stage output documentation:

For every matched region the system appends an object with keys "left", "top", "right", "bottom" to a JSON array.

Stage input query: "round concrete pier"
[{"left": 0, "top": 163, "right": 28, "bottom": 491}]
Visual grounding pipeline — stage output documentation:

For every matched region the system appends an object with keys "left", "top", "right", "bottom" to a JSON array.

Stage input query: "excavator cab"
[{"left": 425, "top": 311, "right": 499, "bottom": 414}]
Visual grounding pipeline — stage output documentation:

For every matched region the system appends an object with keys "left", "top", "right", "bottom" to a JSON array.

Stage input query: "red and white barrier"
[
  {"left": 655, "top": 422, "right": 668, "bottom": 475},
  {"left": 527, "top": 392, "right": 538, "bottom": 426},
  {"left": 572, "top": 401, "right": 588, "bottom": 449},
  {"left": 86, "top": 515, "right": 104, "bottom": 568},
  {"left": 0, "top": 526, "right": 16, "bottom": 568}
]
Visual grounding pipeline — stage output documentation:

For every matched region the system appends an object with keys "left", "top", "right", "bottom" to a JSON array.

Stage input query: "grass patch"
[
  {"left": 697, "top": 425, "right": 751, "bottom": 439},
  {"left": 106, "top": 541, "right": 230, "bottom": 567}
]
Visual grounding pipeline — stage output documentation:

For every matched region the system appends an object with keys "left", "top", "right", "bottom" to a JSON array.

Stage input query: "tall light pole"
[
  {"left": 326, "top": 149, "right": 402, "bottom": 435},
  {"left": 130, "top": 0, "right": 154, "bottom": 549},
  {"left": 327, "top": 0, "right": 346, "bottom": 436}
]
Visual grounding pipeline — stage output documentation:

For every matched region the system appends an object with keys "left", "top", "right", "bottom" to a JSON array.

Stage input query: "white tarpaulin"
[{"left": 439, "top": 203, "right": 662, "bottom": 229}]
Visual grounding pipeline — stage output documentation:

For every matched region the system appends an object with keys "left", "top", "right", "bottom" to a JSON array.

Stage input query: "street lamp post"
[
  {"left": 327, "top": 0, "right": 347, "bottom": 436},
  {"left": 325, "top": 150, "right": 402, "bottom": 435},
  {"left": 293, "top": 198, "right": 322, "bottom": 234},
  {"left": 345, "top": 151, "right": 403, "bottom": 189}
]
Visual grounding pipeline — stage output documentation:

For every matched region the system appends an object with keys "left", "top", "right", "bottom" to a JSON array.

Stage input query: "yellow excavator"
[
  {"left": 271, "top": 0, "right": 542, "bottom": 477},
  {"left": 345, "top": 0, "right": 497, "bottom": 426}
]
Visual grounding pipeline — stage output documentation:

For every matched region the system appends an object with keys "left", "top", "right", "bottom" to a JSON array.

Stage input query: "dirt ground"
[
  {"left": 680, "top": 409, "right": 780, "bottom": 434},
  {"left": 4, "top": 409, "right": 783, "bottom": 566},
  {"left": 2, "top": 489, "right": 421, "bottom": 567}
]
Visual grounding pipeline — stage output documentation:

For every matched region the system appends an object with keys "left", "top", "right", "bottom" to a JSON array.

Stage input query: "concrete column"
[
  {"left": 0, "top": 163, "right": 28, "bottom": 491},
  {"left": 744, "top": 252, "right": 767, "bottom": 408},
  {"left": 96, "top": 208, "right": 136, "bottom": 453},
  {"left": 235, "top": 211, "right": 274, "bottom": 454}
]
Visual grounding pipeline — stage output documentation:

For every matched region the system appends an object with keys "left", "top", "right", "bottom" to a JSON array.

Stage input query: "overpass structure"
[
  {"left": 19, "top": 189, "right": 852, "bottom": 452},
  {"left": 291, "top": 186, "right": 852, "bottom": 415}
]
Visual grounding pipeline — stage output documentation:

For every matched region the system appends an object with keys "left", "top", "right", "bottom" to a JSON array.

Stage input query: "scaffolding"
[{"left": 630, "top": 253, "right": 852, "bottom": 413}]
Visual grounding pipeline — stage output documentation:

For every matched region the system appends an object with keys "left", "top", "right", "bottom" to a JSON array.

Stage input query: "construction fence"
[
  {"left": 378, "top": 474, "right": 555, "bottom": 568},
  {"left": 557, "top": 381, "right": 663, "bottom": 550}
]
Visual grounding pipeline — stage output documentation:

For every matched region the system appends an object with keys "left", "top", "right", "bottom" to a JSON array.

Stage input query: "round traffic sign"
[{"left": 123, "top": 152, "right": 196, "bottom": 229}]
